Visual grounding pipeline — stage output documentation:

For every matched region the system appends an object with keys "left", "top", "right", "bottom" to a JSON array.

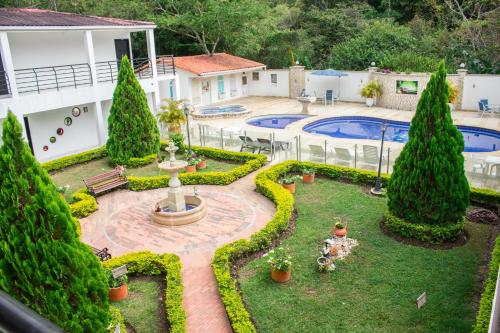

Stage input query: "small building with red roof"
[{"left": 163, "top": 53, "right": 266, "bottom": 106}]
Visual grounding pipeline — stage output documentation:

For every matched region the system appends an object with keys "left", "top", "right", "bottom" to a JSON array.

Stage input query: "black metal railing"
[
  {"left": 0, "top": 70, "right": 11, "bottom": 96},
  {"left": 156, "top": 55, "right": 176, "bottom": 76},
  {"left": 14, "top": 63, "right": 92, "bottom": 94},
  {"left": 0, "top": 290, "right": 64, "bottom": 333},
  {"left": 95, "top": 57, "right": 154, "bottom": 83}
]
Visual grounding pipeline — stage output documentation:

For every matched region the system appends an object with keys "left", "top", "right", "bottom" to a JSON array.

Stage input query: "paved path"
[{"left": 81, "top": 172, "right": 275, "bottom": 333}]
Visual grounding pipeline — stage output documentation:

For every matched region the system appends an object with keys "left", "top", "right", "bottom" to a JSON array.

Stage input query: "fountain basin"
[{"left": 152, "top": 195, "right": 207, "bottom": 226}]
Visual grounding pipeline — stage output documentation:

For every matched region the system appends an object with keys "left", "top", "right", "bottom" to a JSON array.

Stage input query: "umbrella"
[{"left": 310, "top": 69, "right": 348, "bottom": 98}]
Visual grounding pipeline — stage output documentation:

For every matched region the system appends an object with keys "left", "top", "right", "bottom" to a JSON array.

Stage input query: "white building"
[
  {"left": 0, "top": 8, "right": 178, "bottom": 162},
  {"left": 172, "top": 53, "right": 265, "bottom": 106}
]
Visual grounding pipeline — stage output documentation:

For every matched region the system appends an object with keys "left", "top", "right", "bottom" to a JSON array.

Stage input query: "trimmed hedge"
[
  {"left": 123, "top": 153, "right": 157, "bottom": 168},
  {"left": 383, "top": 211, "right": 465, "bottom": 243},
  {"left": 109, "top": 306, "right": 126, "bottom": 333},
  {"left": 470, "top": 187, "right": 500, "bottom": 207},
  {"left": 473, "top": 236, "right": 500, "bottom": 333},
  {"left": 211, "top": 160, "right": 500, "bottom": 332},
  {"left": 42, "top": 146, "right": 107, "bottom": 172},
  {"left": 69, "top": 189, "right": 98, "bottom": 218},
  {"left": 103, "top": 251, "right": 186, "bottom": 333}
]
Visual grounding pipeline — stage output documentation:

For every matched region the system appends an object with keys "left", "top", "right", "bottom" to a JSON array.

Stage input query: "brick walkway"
[{"left": 81, "top": 172, "right": 275, "bottom": 333}]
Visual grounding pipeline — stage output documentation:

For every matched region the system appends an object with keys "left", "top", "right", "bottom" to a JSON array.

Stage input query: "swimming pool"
[
  {"left": 247, "top": 115, "right": 310, "bottom": 129},
  {"left": 200, "top": 105, "right": 246, "bottom": 114},
  {"left": 303, "top": 116, "right": 500, "bottom": 153}
]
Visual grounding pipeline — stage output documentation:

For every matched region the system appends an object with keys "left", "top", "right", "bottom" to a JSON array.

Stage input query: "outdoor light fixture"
[
  {"left": 460, "top": 63, "right": 466, "bottom": 68},
  {"left": 183, "top": 103, "right": 193, "bottom": 154},
  {"left": 371, "top": 121, "right": 387, "bottom": 196},
  {"left": 370, "top": 62, "right": 376, "bottom": 67}
]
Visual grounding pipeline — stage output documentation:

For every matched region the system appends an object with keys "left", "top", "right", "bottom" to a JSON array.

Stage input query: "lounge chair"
[
  {"left": 239, "top": 136, "right": 261, "bottom": 153},
  {"left": 257, "top": 138, "right": 290, "bottom": 154},
  {"left": 362, "top": 145, "right": 384, "bottom": 169},
  {"left": 308, "top": 144, "right": 328, "bottom": 162},
  {"left": 333, "top": 147, "right": 353, "bottom": 167},
  {"left": 324, "top": 90, "right": 338, "bottom": 105},
  {"left": 478, "top": 99, "right": 500, "bottom": 118},
  {"left": 490, "top": 164, "right": 500, "bottom": 178}
]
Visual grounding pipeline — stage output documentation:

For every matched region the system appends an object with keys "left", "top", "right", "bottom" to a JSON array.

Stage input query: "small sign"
[
  {"left": 111, "top": 265, "right": 128, "bottom": 279},
  {"left": 416, "top": 292, "right": 426, "bottom": 309},
  {"left": 114, "top": 324, "right": 120, "bottom": 333}
]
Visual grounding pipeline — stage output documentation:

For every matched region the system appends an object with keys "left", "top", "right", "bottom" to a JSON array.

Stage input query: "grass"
[
  {"left": 238, "top": 178, "right": 492, "bottom": 333},
  {"left": 49, "top": 153, "right": 240, "bottom": 199},
  {"left": 113, "top": 278, "right": 160, "bottom": 333}
]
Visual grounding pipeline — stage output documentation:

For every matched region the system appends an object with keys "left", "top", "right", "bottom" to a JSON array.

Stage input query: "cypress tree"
[
  {"left": 387, "top": 62, "right": 469, "bottom": 226},
  {"left": 107, "top": 56, "right": 160, "bottom": 165},
  {"left": 0, "top": 111, "right": 109, "bottom": 332}
]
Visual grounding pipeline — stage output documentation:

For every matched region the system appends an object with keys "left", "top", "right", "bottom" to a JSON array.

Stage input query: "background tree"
[
  {"left": 387, "top": 62, "right": 470, "bottom": 226},
  {"left": 107, "top": 56, "right": 160, "bottom": 165},
  {"left": 0, "top": 111, "right": 109, "bottom": 332}
]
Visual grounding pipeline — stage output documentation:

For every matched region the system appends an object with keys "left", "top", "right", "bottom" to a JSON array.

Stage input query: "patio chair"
[
  {"left": 478, "top": 99, "right": 500, "bottom": 118},
  {"left": 471, "top": 158, "right": 486, "bottom": 174},
  {"left": 309, "top": 144, "right": 327, "bottom": 162},
  {"left": 362, "top": 145, "right": 384, "bottom": 169},
  {"left": 333, "top": 147, "right": 353, "bottom": 167},
  {"left": 257, "top": 138, "right": 274, "bottom": 154},
  {"left": 490, "top": 164, "right": 500, "bottom": 178},
  {"left": 324, "top": 90, "right": 338, "bottom": 106},
  {"left": 239, "top": 136, "right": 261, "bottom": 153}
]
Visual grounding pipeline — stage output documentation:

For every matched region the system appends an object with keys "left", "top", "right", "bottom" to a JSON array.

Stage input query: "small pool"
[
  {"left": 303, "top": 116, "right": 500, "bottom": 152},
  {"left": 201, "top": 105, "right": 246, "bottom": 114},
  {"left": 247, "top": 114, "right": 310, "bottom": 129}
]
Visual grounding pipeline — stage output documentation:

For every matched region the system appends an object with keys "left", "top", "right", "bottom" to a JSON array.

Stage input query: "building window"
[
  {"left": 271, "top": 73, "right": 278, "bottom": 84},
  {"left": 242, "top": 76, "right": 247, "bottom": 85},
  {"left": 252, "top": 72, "right": 259, "bottom": 81}
]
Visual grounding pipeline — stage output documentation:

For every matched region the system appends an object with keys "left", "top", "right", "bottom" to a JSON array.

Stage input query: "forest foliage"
[{"left": 2, "top": 0, "right": 498, "bottom": 73}]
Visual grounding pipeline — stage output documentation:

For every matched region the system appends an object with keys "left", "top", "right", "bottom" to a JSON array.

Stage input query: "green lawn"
[
  {"left": 112, "top": 278, "right": 160, "bottom": 333},
  {"left": 238, "top": 178, "right": 491, "bottom": 333},
  {"left": 49, "top": 154, "right": 240, "bottom": 199}
]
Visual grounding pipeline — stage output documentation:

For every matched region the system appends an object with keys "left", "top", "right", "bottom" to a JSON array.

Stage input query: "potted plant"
[
  {"left": 108, "top": 270, "right": 128, "bottom": 302},
  {"left": 317, "top": 256, "right": 335, "bottom": 272},
  {"left": 332, "top": 217, "right": 347, "bottom": 238},
  {"left": 301, "top": 167, "right": 316, "bottom": 184},
  {"left": 447, "top": 80, "right": 460, "bottom": 111},
  {"left": 157, "top": 98, "right": 186, "bottom": 134},
  {"left": 264, "top": 247, "right": 292, "bottom": 283},
  {"left": 196, "top": 155, "right": 206, "bottom": 170},
  {"left": 280, "top": 175, "right": 301, "bottom": 193},
  {"left": 360, "top": 81, "right": 383, "bottom": 107},
  {"left": 185, "top": 157, "right": 199, "bottom": 173},
  {"left": 56, "top": 185, "right": 69, "bottom": 199}
]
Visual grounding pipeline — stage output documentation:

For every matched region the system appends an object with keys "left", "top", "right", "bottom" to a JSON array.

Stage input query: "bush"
[
  {"left": 470, "top": 187, "right": 500, "bottom": 207},
  {"left": 123, "top": 153, "right": 157, "bottom": 168},
  {"left": 103, "top": 251, "right": 186, "bottom": 333},
  {"left": 70, "top": 189, "right": 98, "bottom": 218},
  {"left": 42, "top": 146, "right": 107, "bottom": 172},
  {"left": 473, "top": 236, "right": 500, "bottom": 332},
  {"left": 383, "top": 211, "right": 465, "bottom": 243},
  {"left": 109, "top": 306, "right": 126, "bottom": 333},
  {"left": 106, "top": 56, "right": 160, "bottom": 165},
  {"left": 380, "top": 51, "right": 439, "bottom": 73}
]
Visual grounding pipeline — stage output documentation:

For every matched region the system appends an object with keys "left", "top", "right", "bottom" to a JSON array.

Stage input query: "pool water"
[
  {"left": 247, "top": 115, "right": 310, "bottom": 129},
  {"left": 201, "top": 105, "right": 246, "bottom": 114},
  {"left": 303, "top": 116, "right": 500, "bottom": 153}
]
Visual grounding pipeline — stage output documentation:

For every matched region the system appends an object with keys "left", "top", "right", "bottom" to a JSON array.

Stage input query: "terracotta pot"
[
  {"left": 109, "top": 284, "right": 128, "bottom": 302},
  {"left": 271, "top": 268, "right": 291, "bottom": 283},
  {"left": 282, "top": 183, "right": 296, "bottom": 193},
  {"left": 196, "top": 160, "right": 206, "bottom": 169},
  {"left": 302, "top": 174, "right": 315, "bottom": 184},
  {"left": 185, "top": 165, "right": 197, "bottom": 173},
  {"left": 334, "top": 227, "right": 347, "bottom": 238},
  {"left": 168, "top": 124, "right": 181, "bottom": 134}
]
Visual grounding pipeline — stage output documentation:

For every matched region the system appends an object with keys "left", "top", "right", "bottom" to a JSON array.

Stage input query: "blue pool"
[
  {"left": 247, "top": 115, "right": 310, "bottom": 129},
  {"left": 201, "top": 105, "right": 246, "bottom": 114},
  {"left": 302, "top": 116, "right": 500, "bottom": 152}
]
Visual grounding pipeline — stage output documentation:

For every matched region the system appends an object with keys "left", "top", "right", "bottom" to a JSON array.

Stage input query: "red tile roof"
[
  {"left": 169, "top": 53, "right": 265, "bottom": 75},
  {"left": 0, "top": 8, "right": 155, "bottom": 28}
]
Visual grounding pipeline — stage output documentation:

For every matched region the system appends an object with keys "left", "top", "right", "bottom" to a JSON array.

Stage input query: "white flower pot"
[{"left": 366, "top": 98, "right": 374, "bottom": 107}]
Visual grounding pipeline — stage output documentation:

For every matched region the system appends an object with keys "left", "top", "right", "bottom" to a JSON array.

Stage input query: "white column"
[
  {"left": 146, "top": 29, "right": 160, "bottom": 110},
  {"left": 174, "top": 74, "right": 181, "bottom": 101},
  {"left": 84, "top": 30, "right": 98, "bottom": 87},
  {"left": 94, "top": 101, "right": 106, "bottom": 145},
  {"left": 0, "top": 32, "right": 18, "bottom": 97}
]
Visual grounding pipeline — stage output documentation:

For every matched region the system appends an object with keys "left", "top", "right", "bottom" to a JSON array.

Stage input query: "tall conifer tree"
[
  {"left": 0, "top": 111, "right": 109, "bottom": 332},
  {"left": 388, "top": 62, "right": 469, "bottom": 225},
  {"left": 107, "top": 56, "right": 160, "bottom": 165}
]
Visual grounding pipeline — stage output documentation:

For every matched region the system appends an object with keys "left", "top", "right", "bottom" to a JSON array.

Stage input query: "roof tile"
[{"left": 168, "top": 53, "right": 265, "bottom": 75}]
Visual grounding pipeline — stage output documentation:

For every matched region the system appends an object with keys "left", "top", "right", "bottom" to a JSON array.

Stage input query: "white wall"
[
  {"left": 247, "top": 70, "right": 289, "bottom": 97},
  {"left": 92, "top": 30, "right": 130, "bottom": 62},
  {"left": 28, "top": 103, "right": 99, "bottom": 161},
  {"left": 305, "top": 70, "right": 367, "bottom": 102},
  {"left": 462, "top": 75, "right": 500, "bottom": 111}
]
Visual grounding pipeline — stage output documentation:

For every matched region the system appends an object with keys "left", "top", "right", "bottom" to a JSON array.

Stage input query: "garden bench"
[
  {"left": 84, "top": 166, "right": 128, "bottom": 196},
  {"left": 92, "top": 246, "right": 111, "bottom": 261}
]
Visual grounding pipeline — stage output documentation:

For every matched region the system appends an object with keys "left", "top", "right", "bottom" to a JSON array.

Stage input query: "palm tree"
[{"left": 157, "top": 98, "right": 186, "bottom": 134}]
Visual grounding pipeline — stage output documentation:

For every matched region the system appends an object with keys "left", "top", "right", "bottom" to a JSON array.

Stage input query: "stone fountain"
[{"left": 151, "top": 142, "right": 207, "bottom": 226}]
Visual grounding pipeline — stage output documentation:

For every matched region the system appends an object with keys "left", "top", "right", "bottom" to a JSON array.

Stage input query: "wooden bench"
[
  {"left": 92, "top": 247, "right": 111, "bottom": 261},
  {"left": 84, "top": 166, "right": 128, "bottom": 196}
]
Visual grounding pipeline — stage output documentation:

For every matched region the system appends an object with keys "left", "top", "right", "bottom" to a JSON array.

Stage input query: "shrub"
[
  {"left": 106, "top": 56, "right": 160, "bottom": 165},
  {"left": 123, "top": 153, "right": 157, "bottom": 168},
  {"left": 109, "top": 306, "right": 126, "bottom": 333},
  {"left": 473, "top": 236, "right": 500, "bottom": 332},
  {"left": 42, "top": 146, "right": 107, "bottom": 172},
  {"left": 380, "top": 51, "right": 439, "bottom": 73},
  {"left": 103, "top": 251, "right": 186, "bottom": 333},
  {"left": 70, "top": 189, "right": 98, "bottom": 218},
  {"left": 388, "top": 62, "right": 469, "bottom": 228},
  {"left": 360, "top": 81, "right": 383, "bottom": 98},
  {"left": 0, "top": 111, "right": 110, "bottom": 332}
]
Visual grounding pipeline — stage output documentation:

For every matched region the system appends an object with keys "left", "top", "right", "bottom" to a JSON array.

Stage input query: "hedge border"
[
  {"left": 103, "top": 251, "right": 185, "bottom": 333},
  {"left": 383, "top": 211, "right": 465, "bottom": 243},
  {"left": 211, "top": 160, "right": 500, "bottom": 333},
  {"left": 473, "top": 236, "right": 500, "bottom": 333},
  {"left": 108, "top": 305, "right": 126, "bottom": 333},
  {"left": 41, "top": 146, "right": 107, "bottom": 172}
]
